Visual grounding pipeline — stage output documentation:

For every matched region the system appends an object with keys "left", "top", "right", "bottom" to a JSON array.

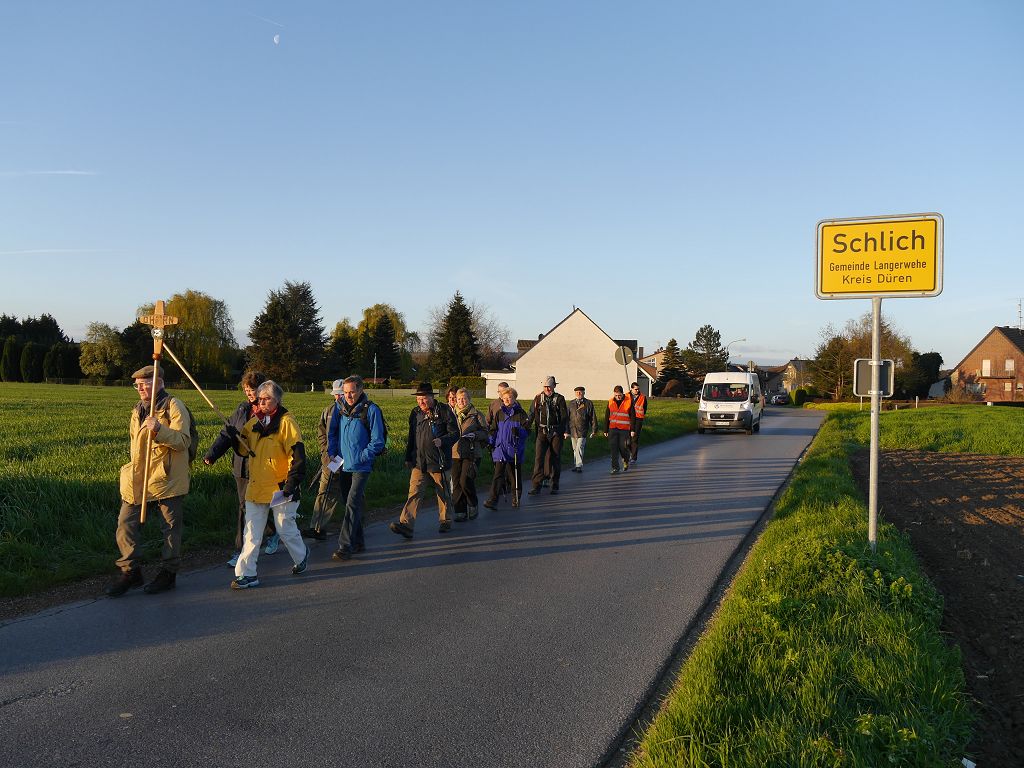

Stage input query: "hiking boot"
[
  {"left": 483, "top": 498, "right": 497, "bottom": 510},
  {"left": 438, "top": 521, "right": 452, "bottom": 533},
  {"left": 230, "top": 575, "right": 260, "bottom": 590},
  {"left": 331, "top": 549, "right": 352, "bottom": 562},
  {"left": 610, "top": 468, "right": 620, "bottom": 475},
  {"left": 302, "top": 527, "right": 327, "bottom": 541},
  {"left": 263, "top": 533, "right": 281, "bottom": 555},
  {"left": 105, "top": 568, "right": 143, "bottom": 597},
  {"left": 454, "top": 511, "right": 468, "bottom": 522},
  {"left": 623, "top": 461, "right": 629, "bottom": 472},
  {"left": 389, "top": 521, "right": 414, "bottom": 539},
  {"left": 550, "top": 487, "right": 559, "bottom": 495},
  {"left": 143, "top": 569, "right": 176, "bottom": 595},
  {"left": 467, "top": 505, "right": 478, "bottom": 520},
  {"left": 292, "top": 545, "right": 310, "bottom": 574},
  {"left": 527, "top": 488, "right": 541, "bottom": 496}
]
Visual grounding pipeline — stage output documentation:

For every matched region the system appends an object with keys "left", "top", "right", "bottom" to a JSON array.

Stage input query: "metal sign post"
[
  {"left": 815, "top": 212, "right": 943, "bottom": 553},
  {"left": 868, "top": 297, "right": 881, "bottom": 552}
]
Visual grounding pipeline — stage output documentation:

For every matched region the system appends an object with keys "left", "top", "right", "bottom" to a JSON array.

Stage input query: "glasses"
[
  {"left": 257, "top": 397, "right": 275, "bottom": 403},
  {"left": 134, "top": 382, "right": 151, "bottom": 390}
]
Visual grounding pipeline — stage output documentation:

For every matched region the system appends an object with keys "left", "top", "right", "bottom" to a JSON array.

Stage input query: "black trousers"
[
  {"left": 489, "top": 460, "right": 522, "bottom": 504},
  {"left": 531, "top": 431, "right": 564, "bottom": 490},
  {"left": 630, "top": 420, "right": 644, "bottom": 461},
  {"left": 451, "top": 458, "right": 479, "bottom": 515},
  {"left": 609, "top": 429, "right": 631, "bottom": 470}
]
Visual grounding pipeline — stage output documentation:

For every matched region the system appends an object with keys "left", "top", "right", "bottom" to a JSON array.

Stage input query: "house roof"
[
  {"left": 516, "top": 308, "right": 624, "bottom": 362},
  {"left": 951, "top": 326, "right": 1024, "bottom": 372},
  {"left": 636, "top": 360, "right": 657, "bottom": 381}
]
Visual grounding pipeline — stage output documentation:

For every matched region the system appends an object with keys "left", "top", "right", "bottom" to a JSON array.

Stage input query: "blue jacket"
[
  {"left": 326, "top": 395, "right": 387, "bottom": 473},
  {"left": 490, "top": 402, "right": 529, "bottom": 463}
]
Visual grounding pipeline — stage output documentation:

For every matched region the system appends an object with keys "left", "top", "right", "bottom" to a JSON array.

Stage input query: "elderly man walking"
[
  {"left": 568, "top": 385, "right": 596, "bottom": 472},
  {"left": 105, "top": 364, "right": 192, "bottom": 597},
  {"left": 527, "top": 375, "right": 569, "bottom": 496},
  {"left": 389, "top": 382, "right": 458, "bottom": 539},
  {"left": 303, "top": 379, "right": 346, "bottom": 541},
  {"left": 327, "top": 375, "right": 387, "bottom": 560}
]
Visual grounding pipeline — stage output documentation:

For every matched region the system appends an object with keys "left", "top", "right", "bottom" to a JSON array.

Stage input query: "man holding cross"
[{"left": 105, "top": 363, "right": 192, "bottom": 597}]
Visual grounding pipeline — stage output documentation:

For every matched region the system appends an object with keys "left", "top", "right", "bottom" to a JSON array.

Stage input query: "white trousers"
[
  {"left": 235, "top": 500, "right": 306, "bottom": 578},
  {"left": 571, "top": 437, "right": 587, "bottom": 468}
]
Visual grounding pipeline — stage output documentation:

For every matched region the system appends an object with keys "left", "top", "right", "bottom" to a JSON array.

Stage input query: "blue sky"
[{"left": 2, "top": 1, "right": 1022, "bottom": 368}]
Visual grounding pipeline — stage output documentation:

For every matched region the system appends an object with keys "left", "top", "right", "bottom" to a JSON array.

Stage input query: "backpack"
[
  {"left": 163, "top": 397, "right": 200, "bottom": 464},
  {"left": 354, "top": 400, "right": 388, "bottom": 456}
]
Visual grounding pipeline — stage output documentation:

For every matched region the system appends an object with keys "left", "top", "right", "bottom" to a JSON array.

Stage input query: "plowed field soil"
[{"left": 851, "top": 450, "right": 1024, "bottom": 767}]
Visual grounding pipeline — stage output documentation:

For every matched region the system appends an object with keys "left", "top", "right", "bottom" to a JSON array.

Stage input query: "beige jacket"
[{"left": 119, "top": 394, "right": 192, "bottom": 504}]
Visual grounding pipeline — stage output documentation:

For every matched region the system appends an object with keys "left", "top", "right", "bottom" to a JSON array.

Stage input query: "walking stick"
[{"left": 136, "top": 301, "right": 179, "bottom": 525}]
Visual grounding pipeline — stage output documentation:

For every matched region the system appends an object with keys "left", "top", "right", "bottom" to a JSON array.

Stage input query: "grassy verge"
[
  {"left": 0, "top": 384, "right": 695, "bottom": 596},
  {"left": 632, "top": 407, "right": 982, "bottom": 767}
]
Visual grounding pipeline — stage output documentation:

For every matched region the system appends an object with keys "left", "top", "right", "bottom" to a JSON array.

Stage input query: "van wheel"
[{"left": 753, "top": 421, "right": 760, "bottom": 433}]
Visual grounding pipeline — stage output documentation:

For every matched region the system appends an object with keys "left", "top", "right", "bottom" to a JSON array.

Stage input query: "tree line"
[
  {"left": 1, "top": 283, "right": 508, "bottom": 386},
  {"left": 808, "top": 313, "right": 943, "bottom": 400}
]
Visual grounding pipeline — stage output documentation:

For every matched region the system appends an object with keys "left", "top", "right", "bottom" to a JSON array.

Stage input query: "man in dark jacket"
[
  {"left": 389, "top": 382, "right": 459, "bottom": 539},
  {"left": 568, "top": 385, "right": 596, "bottom": 472},
  {"left": 527, "top": 375, "right": 570, "bottom": 495}
]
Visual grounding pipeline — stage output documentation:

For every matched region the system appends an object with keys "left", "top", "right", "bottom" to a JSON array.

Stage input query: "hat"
[
  {"left": 574, "top": 386, "right": 585, "bottom": 393},
  {"left": 411, "top": 382, "right": 437, "bottom": 397},
  {"left": 131, "top": 364, "right": 164, "bottom": 380},
  {"left": 542, "top": 375, "right": 557, "bottom": 387},
  {"left": 331, "top": 378, "right": 345, "bottom": 394}
]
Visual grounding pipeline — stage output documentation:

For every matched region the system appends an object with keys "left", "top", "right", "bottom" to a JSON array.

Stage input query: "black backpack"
[{"left": 354, "top": 400, "right": 388, "bottom": 455}]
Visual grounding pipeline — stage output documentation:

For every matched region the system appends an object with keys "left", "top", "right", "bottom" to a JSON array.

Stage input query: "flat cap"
[{"left": 131, "top": 364, "right": 165, "bottom": 379}]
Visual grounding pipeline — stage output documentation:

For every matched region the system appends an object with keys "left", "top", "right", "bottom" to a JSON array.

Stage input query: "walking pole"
[
  {"left": 136, "top": 301, "right": 179, "bottom": 525},
  {"left": 161, "top": 342, "right": 230, "bottom": 425},
  {"left": 512, "top": 427, "right": 519, "bottom": 507}
]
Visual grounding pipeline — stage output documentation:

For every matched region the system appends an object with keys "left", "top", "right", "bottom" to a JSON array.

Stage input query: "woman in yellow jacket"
[{"left": 230, "top": 380, "right": 309, "bottom": 589}]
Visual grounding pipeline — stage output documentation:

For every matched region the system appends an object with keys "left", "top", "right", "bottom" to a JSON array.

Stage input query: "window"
[
  {"left": 982, "top": 359, "right": 991, "bottom": 377},
  {"left": 1005, "top": 382, "right": 1012, "bottom": 392},
  {"left": 1007, "top": 359, "right": 1015, "bottom": 373}
]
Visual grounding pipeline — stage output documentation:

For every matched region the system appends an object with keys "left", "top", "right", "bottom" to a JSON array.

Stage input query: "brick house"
[{"left": 950, "top": 326, "right": 1024, "bottom": 402}]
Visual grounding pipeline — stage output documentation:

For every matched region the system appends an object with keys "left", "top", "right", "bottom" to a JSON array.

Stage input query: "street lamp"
[{"left": 724, "top": 338, "right": 746, "bottom": 366}]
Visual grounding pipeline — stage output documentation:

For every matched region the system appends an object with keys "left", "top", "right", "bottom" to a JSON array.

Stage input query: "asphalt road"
[{"left": 0, "top": 407, "right": 824, "bottom": 768}]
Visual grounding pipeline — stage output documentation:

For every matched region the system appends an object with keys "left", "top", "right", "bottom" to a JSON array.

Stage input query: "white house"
[{"left": 484, "top": 308, "right": 654, "bottom": 400}]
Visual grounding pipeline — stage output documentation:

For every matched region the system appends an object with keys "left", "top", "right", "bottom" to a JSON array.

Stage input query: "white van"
[{"left": 697, "top": 372, "right": 763, "bottom": 435}]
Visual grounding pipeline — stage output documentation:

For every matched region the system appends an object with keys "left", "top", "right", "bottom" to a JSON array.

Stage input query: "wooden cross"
[
  {"left": 138, "top": 300, "right": 179, "bottom": 357},
  {"left": 136, "top": 299, "right": 178, "bottom": 524}
]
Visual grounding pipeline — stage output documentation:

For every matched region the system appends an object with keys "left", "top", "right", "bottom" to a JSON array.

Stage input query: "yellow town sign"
[{"left": 816, "top": 213, "right": 943, "bottom": 299}]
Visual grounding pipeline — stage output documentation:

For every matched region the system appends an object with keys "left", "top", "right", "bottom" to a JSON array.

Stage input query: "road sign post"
[{"left": 816, "top": 213, "right": 943, "bottom": 553}]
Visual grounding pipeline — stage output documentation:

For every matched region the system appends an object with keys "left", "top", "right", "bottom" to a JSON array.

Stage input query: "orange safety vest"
[
  {"left": 631, "top": 393, "right": 647, "bottom": 420},
  {"left": 608, "top": 395, "right": 632, "bottom": 431}
]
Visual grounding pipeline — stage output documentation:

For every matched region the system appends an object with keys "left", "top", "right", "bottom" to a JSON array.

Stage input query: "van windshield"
[{"left": 702, "top": 383, "right": 749, "bottom": 402}]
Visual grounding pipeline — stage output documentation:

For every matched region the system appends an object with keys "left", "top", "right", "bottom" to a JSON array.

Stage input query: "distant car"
[{"left": 769, "top": 393, "right": 789, "bottom": 405}]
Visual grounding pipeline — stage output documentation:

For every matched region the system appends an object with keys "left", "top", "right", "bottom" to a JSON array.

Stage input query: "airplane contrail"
[{"left": 250, "top": 13, "right": 284, "bottom": 28}]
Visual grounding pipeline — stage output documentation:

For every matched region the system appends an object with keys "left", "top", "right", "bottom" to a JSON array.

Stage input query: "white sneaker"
[{"left": 226, "top": 552, "right": 239, "bottom": 567}]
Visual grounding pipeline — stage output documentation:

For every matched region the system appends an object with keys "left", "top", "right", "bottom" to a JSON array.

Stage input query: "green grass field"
[
  {"left": 631, "top": 404, "right": 1024, "bottom": 767},
  {"left": 0, "top": 383, "right": 696, "bottom": 596}
]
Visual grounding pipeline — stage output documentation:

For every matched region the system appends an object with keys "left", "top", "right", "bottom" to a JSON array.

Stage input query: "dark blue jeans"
[{"left": 337, "top": 471, "right": 369, "bottom": 553}]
